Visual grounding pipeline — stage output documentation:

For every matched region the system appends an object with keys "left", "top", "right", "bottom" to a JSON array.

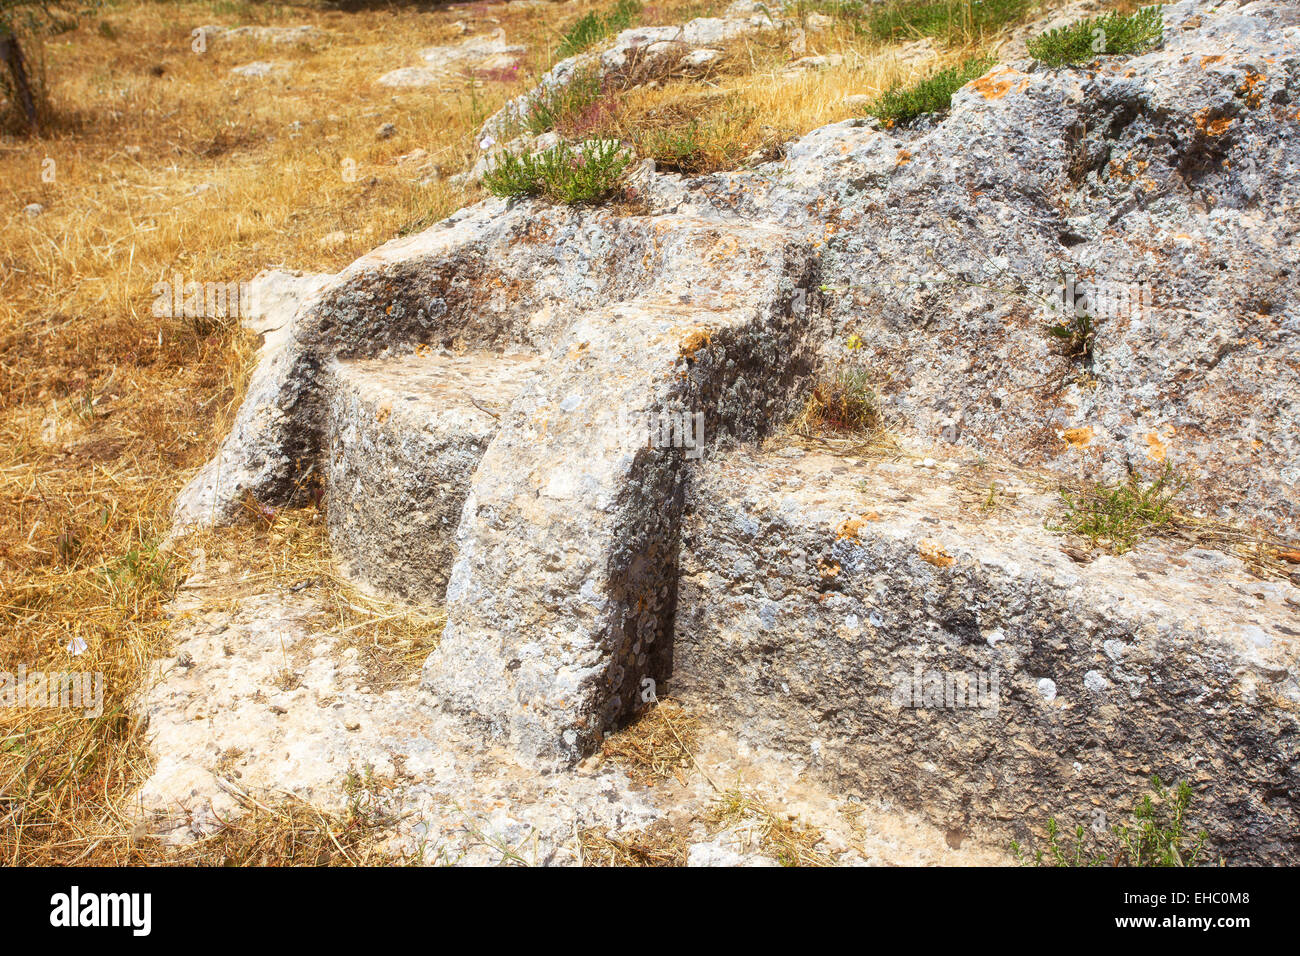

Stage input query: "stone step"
[
  {"left": 421, "top": 222, "right": 820, "bottom": 762},
  {"left": 324, "top": 349, "right": 543, "bottom": 604},
  {"left": 669, "top": 444, "right": 1300, "bottom": 863}
]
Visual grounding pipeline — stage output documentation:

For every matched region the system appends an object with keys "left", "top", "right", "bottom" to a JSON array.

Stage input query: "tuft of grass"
[
  {"left": 1045, "top": 307, "right": 1096, "bottom": 363},
  {"left": 1027, "top": 5, "right": 1164, "bottom": 68},
  {"left": 864, "top": 54, "right": 992, "bottom": 125},
  {"left": 1056, "top": 462, "right": 1185, "bottom": 554},
  {"left": 631, "top": 111, "right": 761, "bottom": 172},
  {"left": 168, "top": 788, "right": 395, "bottom": 867},
  {"left": 517, "top": 68, "right": 609, "bottom": 136},
  {"left": 578, "top": 822, "right": 689, "bottom": 866},
  {"left": 1013, "top": 775, "right": 1212, "bottom": 867},
  {"left": 707, "top": 789, "right": 835, "bottom": 866},
  {"left": 600, "top": 698, "right": 701, "bottom": 786},
  {"left": 792, "top": 339, "right": 886, "bottom": 437},
  {"left": 483, "top": 139, "right": 633, "bottom": 204},
  {"left": 555, "top": 0, "right": 642, "bottom": 60}
]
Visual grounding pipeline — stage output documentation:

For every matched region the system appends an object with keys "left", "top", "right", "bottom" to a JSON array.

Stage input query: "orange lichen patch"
[
  {"left": 1278, "top": 550, "right": 1300, "bottom": 565},
  {"left": 971, "top": 68, "right": 1028, "bottom": 101},
  {"left": 678, "top": 327, "right": 713, "bottom": 361},
  {"left": 817, "top": 558, "right": 841, "bottom": 579},
  {"left": 917, "top": 540, "right": 955, "bottom": 568},
  {"left": 375, "top": 400, "right": 392, "bottom": 425},
  {"left": 1145, "top": 430, "right": 1170, "bottom": 462},
  {"left": 895, "top": 149, "right": 911, "bottom": 166},
  {"left": 1194, "top": 109, "right": 1234, "bottom": 136},
  {"left": 1200, "top": 55, "right": 1224, "bottom": 68},
  {"left": 836, "top": 514, "right": 881, "bottom": 540},
  {"left": 1061, "top": 426, "right": 1094, "bottom": 449},
  {"left": 1239, "top": 71, "right": 1265, "bottom": 109}
]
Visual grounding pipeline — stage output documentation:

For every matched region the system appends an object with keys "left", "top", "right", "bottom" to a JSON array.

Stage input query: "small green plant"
[
  {"left": 483, "top": 140, "right": 634, "bottom": 205},
  {"left": 864, "top": 54, "right": 993, "bottom": 126},
  {"left": 1027, "top": 5, "right": 1163, "bottom": 68},
  {"left": 1046, "top": 306, "right": 1096, "bottom": 361},
  {"left": 638, "top": 121, "right": 708, "bottom": 171},
  {"left": 516, "top": 69, "right": 607, "bottom": 136},
  {"left": 1013, "top": 775, "right": 1212, "bottom": 866},
  {"left": 555, "top": 0, "right": 641, "bottom": 60},
  {"left": 100, "top": 539, "right": 172, "bottom": 606},
  {"left": 1056, "top": 461, "right": 1185, "bottom": 554},
  {"left": 792, "top": 337, "right": 885, "bottom": 436}
]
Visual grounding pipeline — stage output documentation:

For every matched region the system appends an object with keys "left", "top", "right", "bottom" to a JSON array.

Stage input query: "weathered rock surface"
[
  {"left": 136, "top": 576, "right": 1002, "bottom": 865},
  {"left": 671, "top": 445, "right": 1300, "bottom": 864},
  {"left": 325, "top": 349, "right": 543, "bottom": 604},
  {"left": 196, "top": 24, "right": 323, "bottom": 46},
  {"left": 377, "top": 29, "right": 525, "bottom": 88},
  {"left": 230, "top": 60, "right": 291, "bottom": 79},
  {"left": 423, "top": 220, "right": 817, "bottom": 761},
  {"left": 165, "top": 0, "right": 1300, "bottom": 862},
  {"left": 644, "top": 0, "right": 1300, "bottom": 533}
]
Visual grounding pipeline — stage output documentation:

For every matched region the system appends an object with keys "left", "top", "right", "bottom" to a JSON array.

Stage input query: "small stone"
[
  {"left": 23, "top": 203, "right": 44, "bottom": 218},
  {"left": 681, "top": 48, "right": 722, "bottom": 68},
  {"left": 376, "top": 122, "right": 397, "bottom": 140}
]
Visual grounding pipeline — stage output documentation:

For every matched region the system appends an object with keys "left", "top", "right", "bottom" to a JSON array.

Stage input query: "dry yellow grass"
[
  {"left": 578, "top": 820, "right": 690, "bottom": 866},
  {"left": 0, "top": 0, "right": 579, "bottom": 866},
  {"left": 549, "top": 12, "right": 972, "bottom": 171},
  {"left": 707, "top": 787, "right": 835, "bottom": 866},
  {"left": 0, "top": 0, "right": 1057, "bottom": 865},
  {"left": 599, "top": 696, "right": 702, "bottom": 786}
]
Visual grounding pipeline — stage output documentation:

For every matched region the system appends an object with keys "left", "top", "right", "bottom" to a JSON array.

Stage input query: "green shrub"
[
  {"left": 555, "top": 0, "right": 641, "bottom": 60},
  {"left": 864, "top": 54, "right": 992, "bottom": 125},
  {"left": 1027, "top": 5, "right": 1163, "bottom": 68},
  {"left": 1013, "top": 775, "right": 1212, "bottom": 867},
  {"left": 1055, "top": 462, "right": 1185, "bottom": 554},
  {"left": 482, "top": 140, "right": 634, "bottom": 204}
]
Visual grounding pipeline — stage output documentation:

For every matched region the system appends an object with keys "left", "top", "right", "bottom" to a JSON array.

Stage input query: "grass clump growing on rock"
[
  {"left": 555, "top": 0, "right": 641, "bottom": 60},
  {"left": 792, "top": 335, "right": 890, "bottom": 440},
  {"left": 1027, "top": 5, "right": 1164, "bottom": 68},
  {"left": 796, "top": 0, "right": 1037, "bottom": 45},
  {"left": 708, "top": 789, "right": 835, "bottom": 866},
  {"left": 1013, "top": 775, "right": 1212, "bottom": 866},
  {"left": 483, "top": 140, "right": 633, "bottom": 204},
  {"left": 1056, "top": 462, "right": 1185, "bottom": 554},
  {"left": 631, "top": 112, "right": 760, "bottom": 173},
  {"left": 864, "top": 54, "right": 993, "bottom": 125},
  {"left": 600, "top": 698, "right": 702, "bottom": 786}
]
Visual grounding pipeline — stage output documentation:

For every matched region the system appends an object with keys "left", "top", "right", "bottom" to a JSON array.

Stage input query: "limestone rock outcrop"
[{"left": 165, "top": 0, "right": 1300, "bottom": 862}]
